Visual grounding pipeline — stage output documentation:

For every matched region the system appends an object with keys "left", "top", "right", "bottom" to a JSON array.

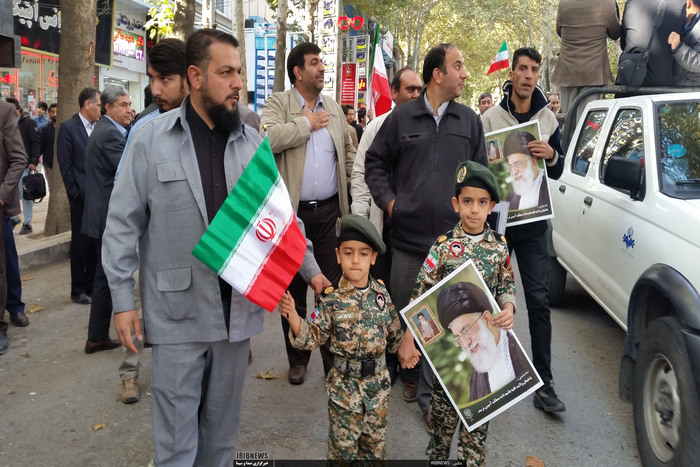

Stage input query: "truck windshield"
[{"left": 657, "top": 101, "right": 700, "bottom": 200}]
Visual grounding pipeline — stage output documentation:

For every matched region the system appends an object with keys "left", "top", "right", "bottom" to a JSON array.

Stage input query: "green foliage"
[{"left": 145, "top": 0, "right": 175, "bottom": 39}]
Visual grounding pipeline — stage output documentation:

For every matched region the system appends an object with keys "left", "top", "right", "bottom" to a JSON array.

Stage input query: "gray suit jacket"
[
  {"left": 102, "top": 97, "right": 322, "bottom": 344},
  {"left": 82, "top": 116, "right": 126, "bottom": 239}
]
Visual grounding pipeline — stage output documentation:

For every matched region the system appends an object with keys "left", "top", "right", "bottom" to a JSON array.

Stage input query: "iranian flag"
[
  {"left": 369, "top": 27, "right": 392, "bottom": 117},
  {"left": 487, "top": 42, "right": 509, "bottom": 74},
  {"left": 192, "top": 137, "right": 306, "bottom": 312}
]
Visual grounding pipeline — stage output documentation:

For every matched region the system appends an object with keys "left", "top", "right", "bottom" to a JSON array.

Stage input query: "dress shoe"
[
  {"left": 9, "top": 311, "right": 29, "bottom": 327},
  {"left": 85, "top": 338, "right": 122, "bottom": 354},
  {"left": 71, "top": 293, "right": 92, "bottom": 304},
  {"left": 121, "top": 377, "right": 140, "bottom": 404},
  {"left": 0, "top": 332, "right": 8, "bottom": 355},
  {"left": 403, "top": 380, "right": 418, "bottom": 402},
  {"left": 288, "top": 365, "right": 307, "bottom": 385},
  {"left": 534, "top": 382, "right": 566, "bottom": 413}
]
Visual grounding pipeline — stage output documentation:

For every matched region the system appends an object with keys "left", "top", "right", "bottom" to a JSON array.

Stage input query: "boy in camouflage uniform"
[
  {"left": 402, "top": 161, "right": 516, "bottom": 464},
  {"left": 279, "top": 214, "right": 403, "bottom": 460}
]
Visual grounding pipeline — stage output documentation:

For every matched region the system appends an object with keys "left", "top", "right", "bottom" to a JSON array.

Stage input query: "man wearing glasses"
[
  {"left": 436, "top": 281, "right": 528, "bottom": 402},
  {"left": 503, "top": 131, "right": 549, "bottom": 211}
]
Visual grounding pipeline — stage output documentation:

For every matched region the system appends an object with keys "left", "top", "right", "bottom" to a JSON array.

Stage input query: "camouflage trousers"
[
  {"left": 427, "top": 375, "right": 488, "bottom": 465},
  {"left": 327, "top": 398, "right": 388, "bottom": 460}
]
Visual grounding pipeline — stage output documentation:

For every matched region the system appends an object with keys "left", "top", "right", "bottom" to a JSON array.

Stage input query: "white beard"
[
  {"left": 512, "top": 162, "right": 536, "bottom": 197},
  {"left": 468, "top": 323, "right": 500, "bottom": 373}
]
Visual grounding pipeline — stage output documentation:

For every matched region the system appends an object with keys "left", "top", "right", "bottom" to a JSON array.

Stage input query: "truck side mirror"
[{"left": 604, "top": 156, "right": 644, "bottom": 200}]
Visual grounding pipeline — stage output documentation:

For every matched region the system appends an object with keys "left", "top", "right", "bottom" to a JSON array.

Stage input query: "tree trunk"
[
  {"left": 274, "top": 0, "right": 288, "bottom": 93},
  {"left": 46, "top": 0, "right": 97, "bottom": 236},
  {"left": 306, "top": 0, "right": 320, "bottom": 42},
  {"left": 171, "top": 0, "right": 195, "bottom": 41},
  {"left": 234, "top": 0, "right": 248, "bottom": 104},
  {"left": 202, "top": 0, "right": 215, "bottom": 29}
]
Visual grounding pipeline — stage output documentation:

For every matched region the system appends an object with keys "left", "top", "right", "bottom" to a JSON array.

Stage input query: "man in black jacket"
[
  {"left": 365, "top": 43, "right": 487, "bottom": 427},
  {"left": 5, "top": 98, "right": 40, "bottom": 235},
  {"left": 40, "top": 103, "right": 57, "bottom": 193}
]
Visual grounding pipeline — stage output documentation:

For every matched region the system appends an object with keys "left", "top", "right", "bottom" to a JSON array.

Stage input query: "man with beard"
[
  {"left": 102, "top": 29, "right": 324, "bottom": 465},
  {"left": 503, "top": 131, "right": 549, "bottom": 210},
  {"left": 482, "top": 47, "right": 565, "bottom": 413},
  {"left": 436, "top": 281, "right": 527, "bottom": 402},
  {"left": 39, "top": 103, "right": 57, "bottom": 194},
  {"left": 260, "top": 42, "right": 354, "bottom": 385}
]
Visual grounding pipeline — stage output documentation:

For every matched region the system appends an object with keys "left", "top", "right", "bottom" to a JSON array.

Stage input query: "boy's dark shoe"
[
  {"left": 403, "top": 380, "right": 418, "bottom": 402},
  {"left": 534, "top": 383, "right": 566, "bottom": 413},
  {"left": 9, "top": 311, "right": 29, "bottom": 327},
  {"left": 19, "top": 223, "right": 33, "bottom": 235},
  {"left": 288, "top": 365, "right": 306, "bottom": 385}
]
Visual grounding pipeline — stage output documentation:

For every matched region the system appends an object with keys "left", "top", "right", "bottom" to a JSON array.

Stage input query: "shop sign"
[
  {"left": 114, "top": 29, "right": 145, "bottom": 61},
  {"left": 12, "top": 0, "right": 114, "bottom": 66},
  {"left": 340, "top": 63, "right": 356, "bottom": 106}
]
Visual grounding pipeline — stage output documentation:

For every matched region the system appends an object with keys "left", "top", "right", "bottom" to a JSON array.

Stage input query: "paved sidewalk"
[{"left": 13, "top": 193, "right": 71, "bottom": 273}]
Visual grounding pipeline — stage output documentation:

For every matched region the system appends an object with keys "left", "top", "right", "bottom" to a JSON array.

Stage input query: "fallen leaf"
[
  {"left": 525, "top": 456, "right": 544, "bottom": 467},
  {"left": 22, "top": 274, "right": 35, "bottom": 282},
  {"left": 146, "top": 391, "right": 151, "bottom": 397},
  {"left": 256, "top": 369, "right": 279, "bottom": 380},
  {"left": 29, "top": 304, "right": 43, "bottom": 314},
  {"left": 92, "top": 423, "right": 106, "bottom": 431}
]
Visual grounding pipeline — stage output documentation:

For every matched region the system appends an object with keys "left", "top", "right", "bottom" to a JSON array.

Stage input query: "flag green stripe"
[{"left": 192, "top": 138, "right": 279, "bottom": 271}]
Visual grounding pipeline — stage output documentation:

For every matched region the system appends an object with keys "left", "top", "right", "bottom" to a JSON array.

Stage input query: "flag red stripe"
[
  {"left": 245, "top": 220, "right": 307, "bottom": 312},
  {"left": 487, "top": 59, "right": 509, "bottom": 75}
]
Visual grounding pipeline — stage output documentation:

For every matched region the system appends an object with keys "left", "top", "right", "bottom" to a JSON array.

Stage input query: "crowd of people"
[{"left": 2, "top": 0, "right": 700, "bottom": 463}]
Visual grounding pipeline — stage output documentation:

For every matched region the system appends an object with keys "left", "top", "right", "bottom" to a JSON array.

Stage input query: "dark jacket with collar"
[
  {"left": 18, "top": 115, "right": 40, "bottom": 167},
  {"left": 365, "top": 89, "right": 488, "bottom": 255},
  {"left": 671, "top": 11, "right": 700, "bottom": 86},
  {"left": 40, "top": 121, "right": 56, "bottom": 168},
  {"left": 56, "top": 113, "right": 90, "bottom": 199}
]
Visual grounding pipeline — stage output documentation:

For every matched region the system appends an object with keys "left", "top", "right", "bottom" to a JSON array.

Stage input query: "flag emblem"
[{"left": 255, "top": 218, "right": 277, "bottom": 242}]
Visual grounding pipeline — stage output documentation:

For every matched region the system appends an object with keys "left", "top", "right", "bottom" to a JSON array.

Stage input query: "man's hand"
[
  {"left": 386, "top": 199, "right": 396, "bottom": 218},
  {"left": 114, "top": 310, "right": 142, "bottom": 353},
  {"left": 490, "top": 303, "right": 515, "bottom": 330},
  {"left": 309, "top": 273, "right": 332, "bottom": 295},
  {"left": 28, "top": 164, "right": 37, "bottom": 171},
  {"left": 669, "top": 32, "right": 681, "bottom": 50},
  {"left": 398, "top": 333, "right": 421, "bottom": 369},
  {"left": 302, "top": 105, "right": 329, "bottom": 132},
  {"left": 527, "top": 140, "right": 555, "bottom": 160}
]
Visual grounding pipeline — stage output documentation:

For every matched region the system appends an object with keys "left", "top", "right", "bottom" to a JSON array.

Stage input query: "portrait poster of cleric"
[
  {"left": 484, "top": 121, "right": 554, "bottom": 227},
  {"left": 401, "top": 260, "right": 542, "bottom": 431}
]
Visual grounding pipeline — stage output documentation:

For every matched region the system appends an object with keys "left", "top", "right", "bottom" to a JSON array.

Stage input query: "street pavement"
[{"left": 1, "top": 195, "right": 642, "bottom": 466}]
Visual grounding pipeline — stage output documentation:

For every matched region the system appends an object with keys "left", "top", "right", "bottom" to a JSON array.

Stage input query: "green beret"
[
  {"left": 455, "top": 160, "right": 500, "bottom": 203},
  {"left": 436, "top": 281, "right": 492, "bottom": 329},
  {"left": 336, "top": 214, "right": 386, "bottom": 254}
]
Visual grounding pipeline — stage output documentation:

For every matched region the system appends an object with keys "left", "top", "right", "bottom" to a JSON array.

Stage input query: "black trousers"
[
  {"left": 87, "top": 238, "right": 113, "bottom": 341},
  {"left": 69, "top": 197, "right": 96, "bottom": 297},
  {"left": 283, "top": 199, "right": 342, "bottom": 374},
  {"left": 0, "top": 207, "right": 7, "bottom": 334},
  {"left": 506, "top": 220, "right": 553, "bottom": 383}
]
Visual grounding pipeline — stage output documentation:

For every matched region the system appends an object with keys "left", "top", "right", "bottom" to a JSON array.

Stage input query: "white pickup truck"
[{"left": 549, "top": 91, "right": 700, "bottom": 467}]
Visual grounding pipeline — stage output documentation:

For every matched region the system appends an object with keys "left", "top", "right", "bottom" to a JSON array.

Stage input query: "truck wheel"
[
  {"left": 633, "top": 317, "right": 700, "bottom": 467},
  {"left": 549, "top": 257, "right": 567, "bottom": 306}
]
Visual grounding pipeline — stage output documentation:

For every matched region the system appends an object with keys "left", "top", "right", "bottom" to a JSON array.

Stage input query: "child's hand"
[
  {"left": 279, "top": 291, "right": 296, "bottom": 321},
  {"left": 398, "top": 333, "right": 421, "bottom": 369},
  {"left": 491, "top": 303, "right": 514, "bottom": 330}
]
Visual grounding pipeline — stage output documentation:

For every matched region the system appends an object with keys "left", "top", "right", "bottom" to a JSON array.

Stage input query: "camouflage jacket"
[
  {"left": 412, "top": 222, "right": 516, "bottom": 310},
  {"left": 291, "top": 275, "right": 403, "bottom": 413}
]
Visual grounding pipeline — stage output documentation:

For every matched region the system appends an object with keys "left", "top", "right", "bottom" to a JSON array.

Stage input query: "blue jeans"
[
  {"left": 18, "top": 168, "right": 33, "bottom": 224},
  {"left": 4, "top": 216, "right": 24, "bottom": 315}
]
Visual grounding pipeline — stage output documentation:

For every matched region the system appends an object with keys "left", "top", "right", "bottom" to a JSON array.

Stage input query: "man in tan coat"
[
  {"left": 551, "top": 0, "right": 621, "bottom": 121},
  {"left": 260, "top": 42, "right": 355, "bottom": 385}
]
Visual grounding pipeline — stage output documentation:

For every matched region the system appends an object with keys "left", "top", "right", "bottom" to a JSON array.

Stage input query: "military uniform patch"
[
  {"left": 309, "top": 305, "right": 322, "bottom": 322},
  {"left": 449, "top": 241, "right": 463, "bottom": 257},
  {"left": 423, "top": 250, "right": 439, "bottom": 272},
  {"left": 456, "top": 165, "right": 467, "bottom": 183},
  {"left": 335, "top": 218, "right": 342, "bottom": 238},
  {"left": 335, "top": 306, "right": 358, "bottom": 321},
  {"left": 377, "top": 279, "right": 385, "bottom": 286},
  {"left": 376, "top": 293, "right": 386, "bottom": 310},
  {"left": 437, "top": 235, "right": 447, "bottom": 244},
  {"left": 323, "top": 286, "right": 335, "bottom": 295}
]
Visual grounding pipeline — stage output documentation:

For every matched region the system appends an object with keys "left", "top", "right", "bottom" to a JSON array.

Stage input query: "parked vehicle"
[{"left": 549, "top": 89, "right": 700, "bottom": 467}]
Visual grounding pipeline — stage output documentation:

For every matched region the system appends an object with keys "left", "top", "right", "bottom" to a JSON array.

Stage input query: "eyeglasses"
[
  {"left": 507, "top": 158, "right": 532, "bottom": 171},
  {"left": 452, "top": 314, "right": 482, "bottom": 346}
]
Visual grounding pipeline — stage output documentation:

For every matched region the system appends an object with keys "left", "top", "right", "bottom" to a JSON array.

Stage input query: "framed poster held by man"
[
  {"left": 401, "top": 260, "right": 542, "bottom": 431},
  {"left": 485, "top": 121, "right": 554, "bottom": 227}
]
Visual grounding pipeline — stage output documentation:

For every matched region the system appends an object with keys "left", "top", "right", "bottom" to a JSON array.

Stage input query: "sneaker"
[
  {"left": 19, "top": 223, "right": 32, "bottom": 235},
  {"left": 534, "top": 382, "right": 566, "bottom": 413},
  {"left": 121, "top": 377, "right": 140, "bottom": 404}
]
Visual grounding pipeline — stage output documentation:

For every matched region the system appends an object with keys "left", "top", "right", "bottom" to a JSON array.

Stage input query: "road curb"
[{"left": 18, "top": 231, "right": 71, "bottom": 274}]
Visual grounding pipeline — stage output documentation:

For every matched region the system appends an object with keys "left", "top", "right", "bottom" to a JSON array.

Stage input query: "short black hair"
[
  {"left": 149, "top": 38, "right": 187, "bottom": 79},
  {"left": 48, "top": 103, "right": 57, "bottom": 111},
  {"left": 37, "top": 101, "right": 48, "bottom": 111},
  {"left": 512, "top": 47, "right": 541, "bottom": 70},
  {"left": 342, "top": 104, "right": 353, "bottom": 116},
  {"left": 357, "top": 107, "right": 366, "bottom": 121},
  {"left": 5, "top": 97, "right": 20, "bottom": 111},
  {"left": 186, "top": 29, "right": 239, "bottom": 86},
  {"left": 287, "top": 42, "right": 321, "bottom": 85},
  {"left": 143, "top": 84, "right": 153, "bottom": 107},
  {"left": 423, "top": 43, "right": 453, "bottom": 85},
  {"left": 78, "top": 87, "right": 99, "bottom": 109},
  {"left": 391, "top": 67, "right": 416, "bottom": 91}
]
